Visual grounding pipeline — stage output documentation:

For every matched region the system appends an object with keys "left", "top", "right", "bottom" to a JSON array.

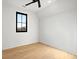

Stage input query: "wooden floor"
[{"left": 3, "top": 43, "right": 76, "bottom": 59}]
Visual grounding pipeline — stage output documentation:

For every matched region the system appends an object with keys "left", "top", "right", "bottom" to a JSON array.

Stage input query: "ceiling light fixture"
[
  {"left": 48, "top": 0, "right": 52, "bottom": 3},
  {"left": 24, "top": 0, "right": 41, "bottom": 8}
]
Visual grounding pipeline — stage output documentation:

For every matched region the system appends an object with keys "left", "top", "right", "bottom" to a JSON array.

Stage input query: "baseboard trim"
[
  {"left": 39, "top": 42, "right": 77, "bottom": 56},
  {"left": 3, "top": 42, "right": 40, "bottom": 52}
]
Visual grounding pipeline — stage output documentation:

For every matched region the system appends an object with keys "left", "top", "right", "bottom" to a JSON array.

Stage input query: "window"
[{"left": 16, "top": 12, "right": 27, "bottom": 32}]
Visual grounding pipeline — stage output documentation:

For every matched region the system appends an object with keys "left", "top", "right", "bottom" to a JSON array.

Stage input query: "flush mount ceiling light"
[
  {"left": 48, "top": 0, "right": 52, "bottom": 3},
  {"left": 41, "top": 0, "right": 52, "bottom": 8},
  {"left": 24, "top": 0, "right": 41, "bottom": 8}
]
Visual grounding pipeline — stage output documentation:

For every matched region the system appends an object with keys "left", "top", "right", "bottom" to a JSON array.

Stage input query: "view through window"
[{"left": 16, "top": 12, "right": 27, "bottom": 32}]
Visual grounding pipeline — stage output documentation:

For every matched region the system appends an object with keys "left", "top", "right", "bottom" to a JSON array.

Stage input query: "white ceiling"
[
  {"left": 36, "top": 0, "right": 77, "bottom": 18},
  {"left": 3, "top": 0, "right": 55, "bottom": 11},
  {"left": 3, "top": 0, "right": 77, "bottom": 18}
]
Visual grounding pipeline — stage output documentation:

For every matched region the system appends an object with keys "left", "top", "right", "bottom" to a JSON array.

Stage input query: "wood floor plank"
[{"left": 3, "top": 43, "right": 76, "bottom": 59}]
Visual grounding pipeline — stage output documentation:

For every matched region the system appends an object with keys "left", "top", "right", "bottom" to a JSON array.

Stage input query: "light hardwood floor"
[{"left": 3, "top": 43, "right": 76, "bottom": 59}]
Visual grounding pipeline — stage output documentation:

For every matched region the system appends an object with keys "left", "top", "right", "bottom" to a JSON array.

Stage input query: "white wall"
[
  {"left": 40, "top": 9, "right": 77, "bottom": 55},
  {"left": 2, "top": 2, "right": 39, "bottom": 50}
]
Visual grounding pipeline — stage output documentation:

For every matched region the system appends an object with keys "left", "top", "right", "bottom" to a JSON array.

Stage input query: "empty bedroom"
[{"left": 2, "top": 0, "right": 77, "bottom": 59}]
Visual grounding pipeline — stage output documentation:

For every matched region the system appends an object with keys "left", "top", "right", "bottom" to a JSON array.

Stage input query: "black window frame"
[{"left": 16, "top": 12, "right": 27, "bottom": 32}]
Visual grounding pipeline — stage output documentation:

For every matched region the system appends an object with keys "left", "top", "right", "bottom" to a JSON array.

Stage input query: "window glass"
[
  {"left": 17, "top": 23, "right": 21, "bottom": 28},
  {"left": 16, "top": 12, "right": 27, "bottom": 32},
  {"left": 17, "top": 14, "right": 21, "bottom": 22},
  {"left": 22, "top": 15, "right": 26, "bottom": 23},
  {"left": 22, "top": 23, "right": 26, "bottom": 28}
]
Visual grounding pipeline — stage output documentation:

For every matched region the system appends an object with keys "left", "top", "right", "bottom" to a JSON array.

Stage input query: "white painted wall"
[
  {"left": 40, "top": 9, "right": 77, "bottom": 55},
  {"left": 2, "top": 2, "right": 39, "bottom": 50}
]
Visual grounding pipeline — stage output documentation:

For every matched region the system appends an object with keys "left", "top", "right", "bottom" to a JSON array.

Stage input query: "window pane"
[
  {"left": 22, "top": 15, "right": 26, "bottom": 23},
  {"left": 17, "top": 23, "right": 21, "bottom": 28},
  {"left": 17, "top": 23, "right": 21, "bottom": 31},
  {"left": 17, "top": 14, "right": 21, "bottom": 22},
  {"left": 21, "top": 23, "right": 26, "bottom": 31},
  {"left": 22, "top": 23, "right": 26, "bottom": 28},
  {"left": 16, "top": 12, "right": 27, "bottom": 32}
]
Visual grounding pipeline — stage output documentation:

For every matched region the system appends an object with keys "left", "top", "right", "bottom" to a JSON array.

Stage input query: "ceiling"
[
  {"left": 3, "top": 0, "right": 54, "bottom": 11},
  {"left": 36, "top": 0, "right": 77, "bottom": 18},
  {"left": 3, "top": 0, "right": 77, "bottom": 18}
]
